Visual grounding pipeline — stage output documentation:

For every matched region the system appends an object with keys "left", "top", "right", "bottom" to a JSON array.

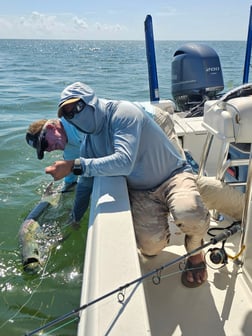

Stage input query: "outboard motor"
[{"left": 171, "top": 43, "right": 224, "bottom": 114}]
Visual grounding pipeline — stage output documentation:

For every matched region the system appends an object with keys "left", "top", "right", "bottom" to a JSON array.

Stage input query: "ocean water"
[{"left": 0, "top": 39, "right": 248, "bottom": 335}]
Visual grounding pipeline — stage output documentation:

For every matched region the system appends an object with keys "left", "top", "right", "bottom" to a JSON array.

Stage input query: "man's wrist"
[{"left": 72, "top": 158, "right": 83, "bottom": 175}]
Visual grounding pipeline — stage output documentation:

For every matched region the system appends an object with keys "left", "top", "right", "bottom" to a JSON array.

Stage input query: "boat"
[{"left": 26, "top": 6, "right": 252, "bottom": 336}]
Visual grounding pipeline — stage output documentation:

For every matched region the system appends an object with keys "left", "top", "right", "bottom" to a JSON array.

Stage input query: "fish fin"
[{"left": 43, "top": 182, "right": 54, "bottom": 197}]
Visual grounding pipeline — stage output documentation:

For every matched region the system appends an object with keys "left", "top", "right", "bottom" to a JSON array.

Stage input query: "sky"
[{"left": 0, "top": 0, "right": 252, "bottom": 40}]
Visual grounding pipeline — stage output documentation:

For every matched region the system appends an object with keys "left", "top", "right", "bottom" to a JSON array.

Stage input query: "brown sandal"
[{"left": 181, "top": 259, "right": 207, "bottom": 288}]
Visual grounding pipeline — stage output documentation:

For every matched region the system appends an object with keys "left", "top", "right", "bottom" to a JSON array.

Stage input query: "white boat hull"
[{"left": 78, "top": 97, "right": 252, "bottom": 335}]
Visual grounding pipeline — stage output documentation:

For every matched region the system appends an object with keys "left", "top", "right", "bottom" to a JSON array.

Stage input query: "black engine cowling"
[{"left": 171, "top": 43, "right": 224, "bottom": 112}]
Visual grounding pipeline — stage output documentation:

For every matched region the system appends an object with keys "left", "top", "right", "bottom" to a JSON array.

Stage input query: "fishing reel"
[
  {"left": 206, "top": 240, "right": 228, "bottom": 269},
  {"left": 206, "top": 222, "right": 244, "bottom": 269},
  {"left": 208, "top": 241, "right": 228, "bottom": 265}
]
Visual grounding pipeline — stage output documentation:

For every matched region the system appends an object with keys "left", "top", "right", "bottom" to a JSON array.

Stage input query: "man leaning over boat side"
[
  {"left": 26, "top": 101, "right": 245, "bottom": 234},
  {"left": 45, "top": 81, "right": 210, "bottom": 288},
  {"left": 25, "top": 104, "right": 184, "bottom": 224}
]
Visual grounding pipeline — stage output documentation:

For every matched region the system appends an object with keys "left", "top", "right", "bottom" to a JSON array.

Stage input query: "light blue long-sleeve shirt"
[
  {"left": 60, "top": 82, "right": 189, "bottom": 188},
  {"left": 59, "top": 82, "right": 191, "bottom": 221},
  {"left": 60, "top": 117, "right": 83, "bottom": 184}
]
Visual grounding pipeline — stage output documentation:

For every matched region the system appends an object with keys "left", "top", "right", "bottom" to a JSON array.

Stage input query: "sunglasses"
[
  {"left": 62, "top": 100, "right": 86, "bottom": 120},
  {"left": 39, "top": 129, "right": 48, "bottom": 151}
]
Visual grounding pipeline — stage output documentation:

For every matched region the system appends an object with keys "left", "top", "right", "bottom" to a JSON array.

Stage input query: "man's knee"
[
  {"left": 135, "top": 228, "right": 171, "bottom": 256},
  {"left": 174, "top": 203, "right": 210, "bottom": 237},
  {"left": 138, "top": 237, "right": 169, "bottom": 256}
]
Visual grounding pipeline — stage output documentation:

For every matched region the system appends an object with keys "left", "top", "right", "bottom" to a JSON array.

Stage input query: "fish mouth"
[{"left": 23, "top": 257, "right": 41, "bottom": 274}]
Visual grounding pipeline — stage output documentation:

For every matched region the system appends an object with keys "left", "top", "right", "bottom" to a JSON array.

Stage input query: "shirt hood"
[
  {"left": 58, "top": 82, "right": 105, "bottom": 134},
  {"left": 59, "top": 82, "right": 97, "bottom": 106}
]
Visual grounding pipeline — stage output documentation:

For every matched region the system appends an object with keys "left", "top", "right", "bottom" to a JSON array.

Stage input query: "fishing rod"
[{"left": 25, "top": 221, "right": 242, "bottom": 336}]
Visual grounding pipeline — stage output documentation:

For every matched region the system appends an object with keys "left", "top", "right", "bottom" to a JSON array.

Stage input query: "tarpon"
[
  {"left": 18, "top": 182, "right": 76, "bottom": 274},
  {"left": 18, "top": 218, "right": 46, "bottom": 273}
]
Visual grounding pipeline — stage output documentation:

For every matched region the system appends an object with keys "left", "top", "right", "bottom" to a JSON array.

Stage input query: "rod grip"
[{"left": 210, "top": 223, "right": 241, "bottom": 244}]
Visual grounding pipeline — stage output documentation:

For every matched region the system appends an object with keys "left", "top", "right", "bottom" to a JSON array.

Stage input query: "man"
[
  {"left": 26, "top": 111, "right": 244, "bottom": 223},
  {"left": 26, "top": 117, "right": 83, "bottom": 191},
  {"left": 26, "top": 104, "right": 185, "bottom": 226},
  {"left": 45, "top": 81, "right": 210, "bottom": 288}
]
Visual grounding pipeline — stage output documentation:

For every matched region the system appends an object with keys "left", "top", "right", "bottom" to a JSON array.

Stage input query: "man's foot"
[{"left": 181, "top": 253, "right": 207, "bottom": 288}]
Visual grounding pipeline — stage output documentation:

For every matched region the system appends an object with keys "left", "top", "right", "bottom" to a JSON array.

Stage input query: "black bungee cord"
[{"left": 25, "top": 221, "right": 242, "bottom": 336}]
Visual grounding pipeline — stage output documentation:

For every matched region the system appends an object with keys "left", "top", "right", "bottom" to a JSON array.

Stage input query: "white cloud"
[
  {"left": 73, "top": 16, "right": 88, "bottom": 30},
  {"left": 0, "top": 12, "right": 128, "bottom": 39},
  {"left": 95, "top": 22, "right": 123, "bottom": 32},
  {"left": 19, "top": 11, "right": 58, "bottom": 33}
]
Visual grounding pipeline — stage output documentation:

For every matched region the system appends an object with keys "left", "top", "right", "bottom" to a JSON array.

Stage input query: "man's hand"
[{"left": 45, "top": 160, "right": 74, "bottom": 181}]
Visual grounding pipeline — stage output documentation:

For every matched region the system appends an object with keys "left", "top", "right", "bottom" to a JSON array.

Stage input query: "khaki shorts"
[{"left": 129, "top": 172, "right": 210, "bottom": 256}]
